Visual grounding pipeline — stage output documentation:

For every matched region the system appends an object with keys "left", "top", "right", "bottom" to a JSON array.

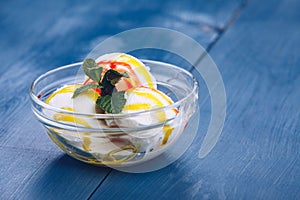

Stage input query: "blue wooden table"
[{"left": 1, "top": 0, "right": 299, "bottom": 199}]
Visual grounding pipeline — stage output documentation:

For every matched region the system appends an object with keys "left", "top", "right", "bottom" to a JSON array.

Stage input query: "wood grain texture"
[
  {"left": 0, "top": 147, "right": 52, "bottom": 199},
  {"left": 0, "top": 147, "right": 111, "bottom": 200},
  {"left": 0, "top": 2, "right": 242, "bottom": 152},
  {"left": 90, "top": 0, "right": 300, "bottom": 199},
  {"left": 0, "top": 0, "right": 244, "bottom": 151},
  {"left": 0, "top": 0, "right": 242, "bottom": 71},
  {"left": 0, "top": 0, "right": 264, "bottom": 199}
]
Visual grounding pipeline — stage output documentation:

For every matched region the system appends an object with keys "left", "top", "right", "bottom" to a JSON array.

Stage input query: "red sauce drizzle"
[{"left": 98, "top": 61, "right": 132, "bottom": 69}]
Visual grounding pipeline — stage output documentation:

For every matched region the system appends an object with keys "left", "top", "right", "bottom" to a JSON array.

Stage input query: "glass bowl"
[{"left": 30, "top": 60, "right": 198, "bottom": 167}]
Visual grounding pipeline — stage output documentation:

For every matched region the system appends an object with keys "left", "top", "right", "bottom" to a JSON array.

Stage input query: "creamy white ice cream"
[{"left": 44, "top": 53, "right": 178, "bottom": 163}]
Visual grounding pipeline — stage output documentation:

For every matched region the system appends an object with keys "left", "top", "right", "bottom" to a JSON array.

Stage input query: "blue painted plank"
[
  {"left": 0, "top": 147, "right": 111, "bottom": 200},
  {"left": 0, "top": 69, "right": 57, "bottom": 151},
  {"left": 0, "top": 0, "right": 242, "bottom": 72},
  {"left": 0, "top": 0, "right": 247, "bottom": 199},
  {"left": 90, "top": 0, "right": 300, "bottom": 199},
  {"left": 0, "top": 147, "right": 51, "bottom": 199},
  {"left": 0, "top": 0, "right": 243, "bottom": 151}
]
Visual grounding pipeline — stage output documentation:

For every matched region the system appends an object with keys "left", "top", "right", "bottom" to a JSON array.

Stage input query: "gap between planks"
[{"left": 194, "top": 0, "right": 249, "bottom": 67}]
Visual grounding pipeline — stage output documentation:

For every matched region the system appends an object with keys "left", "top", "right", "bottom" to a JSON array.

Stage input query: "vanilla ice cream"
[{"left": 44, "top": 53, "right": 179, "bottom": 162}]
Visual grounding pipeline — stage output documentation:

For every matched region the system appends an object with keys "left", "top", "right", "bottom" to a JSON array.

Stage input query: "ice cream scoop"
[
  {"left": 45, "top": 84, "right": 101, "bottom": 128},
  {"left": 44, "top": 55, "right": 179, "bottom": 162},
  {"left": 107, "top": 86, "right": 178, "bottom": 127},
  {"left": 84, "top": 53, "right": 157, "bottom": 91}
]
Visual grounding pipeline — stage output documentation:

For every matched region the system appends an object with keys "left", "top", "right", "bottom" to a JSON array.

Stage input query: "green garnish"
[
  {"left": 101, "top": 69, "right": 129, "bottom": 96},
  {"left": 72, "top": 84, "right": 101, "bottom": 98},
  {"left": 96, "top": 95, "right": 112, "bottom": 113},
  {"left": 72, "top": 58, "right": 128, "bottom": 114},
  {"left": 96, "top": 91, "right": 126, "bottom": 114},
  {"left": 111, "top": 91, "right": 127, "bottom": 114},
  {"left": 82, "top": 58, "right": 103, "bottom": 83}
]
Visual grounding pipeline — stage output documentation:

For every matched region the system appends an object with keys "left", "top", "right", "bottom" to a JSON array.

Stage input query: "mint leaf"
[
  {"left": 72, "top": 84, "right": 100, "bottom": 98},
  {"left": 105, "top": 69, "right": 128, "bottom": 84},
  {"left": 78, "top": 58, "right": 128, "bottom": 114},
  {"left": 111, "top": 91, "right": 126, "bottom": 114},
  {"left": 82, "top": 58, "right": 102, "bottom": 83},
  {"left": 96, "top": 92, "right": 126, "bottom": 113},
  {"left": 101, "top": 69, "right": 129, "bottom": 96},
  {"left": 96, "top": 95, "right": 112, "bottom": 113}
]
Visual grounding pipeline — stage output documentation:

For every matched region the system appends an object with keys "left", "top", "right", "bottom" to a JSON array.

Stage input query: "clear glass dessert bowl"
[{"left": 30, "top": 60, "right": 198, "bottom": 167}]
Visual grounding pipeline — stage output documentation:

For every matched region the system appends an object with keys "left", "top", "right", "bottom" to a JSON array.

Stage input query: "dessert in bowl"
[{"left": 30, "top": 53, "right": 198, "bottom": 166}]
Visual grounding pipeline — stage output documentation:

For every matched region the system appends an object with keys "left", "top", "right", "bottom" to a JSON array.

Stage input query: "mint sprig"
[
  {"left": 72, "top": 58, "right": 128, "bottom": 114},
  {"left": 72, "top": 84, "right": 101, "bottom": 98},
  {"left": 96, "top": 91, "right": 126, "bottom": 114},
  {"left": 111, "top": 91, "right": 126, "bottom": 113},
  {"left": 96, "top": 95, "right": 112, "bottom": 113},
  {"left": 97, "top": 69, "right": 128, "bottom": 113},
  {"left": 83, "top": 58, "right": 103, "bottom": 83},
  {"left": 101, "top": 69, "right": 129, "bottom": 96}
]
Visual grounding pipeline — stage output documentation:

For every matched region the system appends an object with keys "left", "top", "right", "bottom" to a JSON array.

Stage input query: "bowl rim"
[{"left": 30, "top": 59, "right": 198, "bottom": 118}]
